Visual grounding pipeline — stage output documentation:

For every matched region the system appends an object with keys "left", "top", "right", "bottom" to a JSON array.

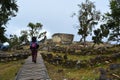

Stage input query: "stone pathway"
[{"left": 15, "top": 53, "right": 50, "bottom": 80}]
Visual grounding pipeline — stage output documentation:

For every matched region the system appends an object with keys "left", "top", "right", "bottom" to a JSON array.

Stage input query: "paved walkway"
[{"left": 15, "top": 53, "right": 50, "bottom": 80}]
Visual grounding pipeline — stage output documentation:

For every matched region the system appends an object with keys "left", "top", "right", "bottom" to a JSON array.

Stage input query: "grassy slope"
[
  {"left": 0, "top": 60, "right": 24, "bottom": 80},
  {"left": 45, "top": 61, "right": 101, "bottom": 80},
  {"left": 45, "top": 59, "right": 120, "bottom": 80},
  {"left": 44, "top": 46, "right": 120, "bottom": 80},
  {"left": 0, "top": 45, "right": 119, "bottom": 80}
]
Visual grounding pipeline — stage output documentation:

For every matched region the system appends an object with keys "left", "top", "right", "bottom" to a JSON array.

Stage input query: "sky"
[{"left": 6, "top": 0, "right": 110, "bottom": 41}]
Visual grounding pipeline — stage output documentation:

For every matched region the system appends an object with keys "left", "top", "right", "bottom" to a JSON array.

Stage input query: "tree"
[
  {"left": 0, "top": 27, "right": 7, "bottom": 42},
  {"left": 0, "top": 0, "right": 18, "bottom": 42},
  {"left": 101, "top": 0, "right": 120, "bottom": 44},
  {"left": 92, "top": 24, "right": 109, "bottom": 47},
  {"left": 27, "top": 22, "right": 43, "bottom": 38},
  {"left": 92, "top": 29, "right": 102, "bottom": 47},
  {"left": 19, "top": 30, "right": 29, "bottom": 44},
  {"left": 8, "top": 34, "right": 19, "bottom": 48},
  {"left": 76, "top": 0, "right": 101, "bottom": 46}
]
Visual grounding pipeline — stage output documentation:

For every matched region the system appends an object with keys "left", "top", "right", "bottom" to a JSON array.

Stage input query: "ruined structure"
[{"left": 52, "top": 33, "right": 74, "bottom": 44}]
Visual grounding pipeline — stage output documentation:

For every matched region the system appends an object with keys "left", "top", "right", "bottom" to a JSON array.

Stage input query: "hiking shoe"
[{"left": 34, "top": 60, "right": 36, "bottom": 63}]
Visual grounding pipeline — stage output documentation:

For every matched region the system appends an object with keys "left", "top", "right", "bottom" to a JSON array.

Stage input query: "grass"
[
  {"left": 43, "top": 52, "right": 104, "bottom": 80},
  {"left": 45, "top": 61, "right": 101, "bottom": 80},
  {"left": 43, "top": 45, "right": 120, "bottom": 80},
  {"left": 68, "top": 55, "right": 96, "bottom": 60},
  {"left": 0, "top": 45, "right": 119, "bottom": 80},
  {"left": 0, "top": 60, "right": 24, "bottom": 80},
  {"left": 49, "top": 52, "right": 97, "bottom": 61},
  {"left": 45, "top": 59, "right": 120, "bottom": 80}
]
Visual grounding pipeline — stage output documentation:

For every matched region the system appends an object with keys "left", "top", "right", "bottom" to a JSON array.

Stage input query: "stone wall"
[{"left": 52, "top": 33, "right": 74, "bottom": 44}]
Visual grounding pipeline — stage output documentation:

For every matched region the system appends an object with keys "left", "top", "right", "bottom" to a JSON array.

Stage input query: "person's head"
[{"left": 32, "top": 36, "right": 37, "bottom": 42}]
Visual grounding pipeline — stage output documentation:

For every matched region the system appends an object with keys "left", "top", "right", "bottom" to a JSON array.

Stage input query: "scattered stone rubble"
[{"left": 97, "top": 63, "right": 120, "bottom": 80}]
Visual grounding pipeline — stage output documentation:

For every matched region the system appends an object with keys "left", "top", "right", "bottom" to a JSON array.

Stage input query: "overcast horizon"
[{"left": 5, "top": 0, "right": 110, "bottom": 41}]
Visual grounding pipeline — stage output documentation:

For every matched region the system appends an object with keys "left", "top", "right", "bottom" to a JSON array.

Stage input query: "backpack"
[{"left": 31, "top": 42, "right": 37, "bottom": 49}]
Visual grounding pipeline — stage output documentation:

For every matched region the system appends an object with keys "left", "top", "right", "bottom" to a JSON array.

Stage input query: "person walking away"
[{"left": 30, "top": 37, "right": 39, "bottom": 63}]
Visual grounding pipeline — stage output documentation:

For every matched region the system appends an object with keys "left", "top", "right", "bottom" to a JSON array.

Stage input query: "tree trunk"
[
  {"left": 83, "top": 36, "right": 86, "bottom": 48},
  {"left": 92, "top": 43, "right": 96, "bottom": 48}
]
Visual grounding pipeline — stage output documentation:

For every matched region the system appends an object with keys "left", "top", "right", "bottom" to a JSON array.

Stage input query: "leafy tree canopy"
[
  {"left": 76, "top": 0, "right": 101, "bottom": 46},
  {"left": 101, "top": 0, "right": 120, "bottom": 44},
  {"left": 0, "top": 0, "right": 18, "bottom": 42},
  {"left": 27, "top": 22, "right": 43, "bottom": 38}
]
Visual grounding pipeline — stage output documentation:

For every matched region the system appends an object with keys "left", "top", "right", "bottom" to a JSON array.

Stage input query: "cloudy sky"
[{"left": 6, "top": 0, "right": 110, "bottom": 41}]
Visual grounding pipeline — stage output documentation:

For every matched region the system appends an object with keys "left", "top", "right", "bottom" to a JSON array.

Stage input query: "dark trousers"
[{"left": 31, "top": 50, "right": 37, "bottom": 62}]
